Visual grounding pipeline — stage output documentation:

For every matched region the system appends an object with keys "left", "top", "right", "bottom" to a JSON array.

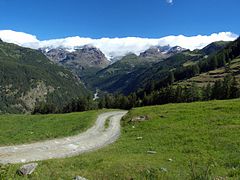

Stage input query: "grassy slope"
[
  {"left": 0, "top": 110, "right": 107, "bottom": 146},
  {"left": 178, "top": 58, "right": 240, "bottom": 87},
  {"left": 2, "top": 100, "right": 240, "bottom": 179}
]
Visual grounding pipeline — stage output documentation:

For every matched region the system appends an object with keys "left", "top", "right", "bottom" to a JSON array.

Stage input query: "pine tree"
[
  {"left": 98, "top": 97, "right": 106, "bottom": 109},
  {"left": 202, "top": 83, "right": 212, "bottom": 101},
  {"left": 168, "top": 71, "right": 175, "bottom": 85},
  {"left": 211, "top": 80, "right": 223, "bottom": 99},
  {"left": 230, "top": 77, "right": 240, "bottom": 98},
  {"left": 222, "top": 75, "right": 233, "bottom": 99},
  {"left": 185, "top": 83, "right": 201, "bottom": 102},
  {"left": 130, "top": 92, "right": 137, "bottom": 107},
  {"left": 209, "top": 56, "right": 218, "bottom": 70},
  {"left": 192, "top": 64, "right": 200, "bottom": 76},
  {"left": 175, "top": 85, "right": 183, "bottom": 103}
]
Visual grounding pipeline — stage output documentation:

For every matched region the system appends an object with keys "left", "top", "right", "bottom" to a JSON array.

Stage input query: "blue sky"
[{"left": 0, "top": 0, "right": 239, "bottom": 40}]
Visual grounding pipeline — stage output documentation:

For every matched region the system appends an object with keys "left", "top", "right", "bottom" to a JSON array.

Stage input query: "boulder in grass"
[
  {"left": 160, "top": 167, "right": 168, "bottom": 172},
  {"left": 18, "top": 163, "right": 38, "bottom": 176},
  {"left": 147, "top": 151, "right": 157, "bottom": 154},
  {"left": 131, "top": 115, "right": 149, "bottom": 122}
]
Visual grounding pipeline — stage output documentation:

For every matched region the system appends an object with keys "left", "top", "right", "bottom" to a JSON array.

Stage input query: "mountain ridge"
[
  {"left": 83, "top": 39, "right": 235, "bottom": 95},
  {"left": 0, "top": 40, "right": 88, "bottom": 113}
]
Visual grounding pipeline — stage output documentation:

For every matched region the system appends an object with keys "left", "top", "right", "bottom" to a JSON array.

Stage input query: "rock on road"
[{"left": 0, "top": 111, "right": 128, "bottom": 164}]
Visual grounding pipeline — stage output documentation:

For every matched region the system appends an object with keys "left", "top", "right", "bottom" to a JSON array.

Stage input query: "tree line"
[
  {"left": 33, "top": 74, "right": 240, "bottom": 114},
  {"left": 140, "top": 75, "right": 240, "bottom": 106}
]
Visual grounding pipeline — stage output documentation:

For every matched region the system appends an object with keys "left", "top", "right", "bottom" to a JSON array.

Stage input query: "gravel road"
[{"left": 0, "top": 111, "right": 127, "bottom": 164}]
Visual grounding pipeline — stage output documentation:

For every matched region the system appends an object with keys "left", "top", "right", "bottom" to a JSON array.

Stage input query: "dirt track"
[{"left": 0, "top": 111, "right": 127, "bottom": 164}]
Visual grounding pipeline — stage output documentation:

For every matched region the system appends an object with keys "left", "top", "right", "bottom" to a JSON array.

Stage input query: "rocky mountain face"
[
  {"left": 41, "top": 46, "right": 111, "bottom": 83},
  {"left": 139, "top": 45, "right": 185, "bottom": 59},
  {"left": 167, "top": 46, "right": 187, "bottom": 54},
  {"left": 41, "top": 48, "right": 67, "bottom": 63},
  {"left": 63, "top": 46, "right": 110, "bottom": 68},
  {"left": 42, "top": 45, "right": 185, "bottom": 65},
  {"left": 42, "top": 46, "right": 110, "bottom": 69},
  {"left": 139, "top": 46, "right": 168, "bottom": 59}
]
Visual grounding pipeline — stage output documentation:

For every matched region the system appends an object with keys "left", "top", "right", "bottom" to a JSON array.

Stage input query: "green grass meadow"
[
  {"left": 1, "top": 100, "right": 240, "bottom": 179},
  {"left": 0, "top": 110, "right": 105, "bottom": 146}
]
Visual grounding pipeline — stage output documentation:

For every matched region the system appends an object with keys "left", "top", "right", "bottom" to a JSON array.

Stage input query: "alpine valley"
[
  {"left": 1, "top": 0, "right": 240, "bottom": 178},
  {"left": 1, "top": 36, "right": 240, "bottom": 113}
]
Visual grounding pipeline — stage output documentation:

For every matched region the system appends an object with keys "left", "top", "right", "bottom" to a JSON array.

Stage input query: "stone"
[
  {"left": 168, "top": 158, "right": 173, "bottom": 162},
  {"left": 131, "top": 115, "right": 149, "bottom": 122},
  {"left": 73, "top": 176, "right": 88, "bottom": 180},
  {"left": 18, "top": 163, "right": 38, "bottom": 175},
  {"left": 147, "top": 151, "right": 157, "bottom": 154},
  {"left": 136, "top": 137, "right": 143, "bottom": 140},
  {"left": 160, "top": 167, "right": 168, "bottom": 172}
]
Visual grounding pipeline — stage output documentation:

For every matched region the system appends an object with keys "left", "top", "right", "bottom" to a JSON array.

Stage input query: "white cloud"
[
  {"left": 166, "top": 0, "right": 173, "bottom": 4},
  {"left": 0, "top": 30, "right": 238, "bottom": 59},
  {"left": 0, "top": 30, "right": 39, "bottom": 46}
]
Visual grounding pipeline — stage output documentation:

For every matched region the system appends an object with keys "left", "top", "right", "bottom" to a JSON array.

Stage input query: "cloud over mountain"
[{"left": 0, "top": 30, "right": 238, "bottom": 59}]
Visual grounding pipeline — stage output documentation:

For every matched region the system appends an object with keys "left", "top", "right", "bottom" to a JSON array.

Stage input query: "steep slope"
[
  {"left": 122, "top": 40, "right": 235, "bottom": 94},
  {"left": 86, "top": 53, "right": 166, "bottom": 93},
  {"left": 124, "top": 50, "right": 203, "bottom": 94},
  {"left": 139, "top": 46, "right": 170, "bottom": 59},
  {"left": 0, "top": 41, "right": 87, "bottom": 113},
  {"left": 200, "top": 41, "right": 230, "bottom": 55},
  {"left": 88, "top": 49, "right": 203, "bottom": 94},
  {"left": 178, "top": 57, "right": 240, "bottom": 87},
  {"left": 140, "top": 38, "right": 239, "bottom": 95},
  {"left": 87, "top": 40, "right": 234, "bottom": 95},
  {"left": 42, "top": 46, "right": 110, "bottom": 80}
]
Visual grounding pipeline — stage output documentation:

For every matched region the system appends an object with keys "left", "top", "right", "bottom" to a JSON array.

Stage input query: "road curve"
[{"left": 0, "top": 111, "right": 128, "bottom": 164}]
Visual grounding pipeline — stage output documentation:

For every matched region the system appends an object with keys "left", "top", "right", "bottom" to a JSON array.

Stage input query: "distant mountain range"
[
  {"left": 1, "top": 36, "right": 238, "bottom": 113},
  {"left": 39, "top": 42, "right": 225, "bottom": 94},
  {"left": 40, "top": 44, "right": 186, "bottom": 82},
  {"left": 41, "top": 44, "right": 186, "bottom": 63},
  {"left": 88, "top": 40, "right": 234, "bottom": 95}
]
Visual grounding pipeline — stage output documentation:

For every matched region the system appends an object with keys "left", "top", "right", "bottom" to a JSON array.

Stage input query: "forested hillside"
[
  {"left": 133, "top": 38, "right": 240, "bottom": 97},
  {"left": 95, "top": 37, "right": 240, "bottom": 110},
  {"left": 0, "top": 40, "right": 88, "bottom": 113},
  {"left": 85, "top": 41, "right": 231, "bottom": 95}
]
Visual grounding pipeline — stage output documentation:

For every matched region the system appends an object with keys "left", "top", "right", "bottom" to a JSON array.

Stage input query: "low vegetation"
[
  {"left": 0, "top": 110, "right": 105, "bottom": 146},
  {"left": 180, "top": 58, "right": 240, "bottom": 87},
  {"left": 1, "top": 99, "right": 240, "bottom": 179}
]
